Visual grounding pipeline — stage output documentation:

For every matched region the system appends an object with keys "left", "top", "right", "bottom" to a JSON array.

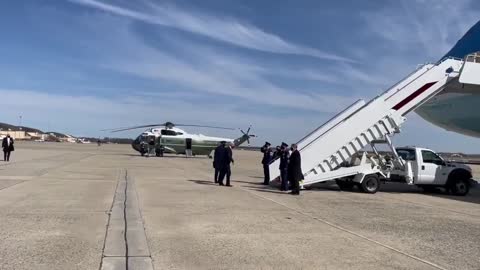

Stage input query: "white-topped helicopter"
[{"left": 106, "top": 122, "right": 255, "bottom": 157}]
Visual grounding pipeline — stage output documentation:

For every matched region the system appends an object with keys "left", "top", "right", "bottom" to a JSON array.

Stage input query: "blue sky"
[{"left": 0, "top": 0, "right": 479, "bottom": 153}]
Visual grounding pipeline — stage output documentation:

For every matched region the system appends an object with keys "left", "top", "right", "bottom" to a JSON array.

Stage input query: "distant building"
[
  {"left": 27, "top": 132, "right": 49, "bottom": 141},
  {"left": 0, "top": 130, "right": 28, "bottom": 140},
  {"left": 48, "top": 132, "right": 77, "bottom": 143}
]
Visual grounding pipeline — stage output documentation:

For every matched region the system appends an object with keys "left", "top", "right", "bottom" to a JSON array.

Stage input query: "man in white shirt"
[{"left": 2, "top": 134, "right": 14, "bottom": 162}]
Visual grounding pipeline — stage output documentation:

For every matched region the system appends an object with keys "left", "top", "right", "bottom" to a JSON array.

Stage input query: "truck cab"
[{"left": 393, "top": 147, "right": 472, "bottom": 195}]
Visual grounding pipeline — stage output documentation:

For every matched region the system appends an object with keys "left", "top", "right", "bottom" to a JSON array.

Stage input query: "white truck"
[{"left": 332, "top": 146, "right": 472, "bottom": 196}]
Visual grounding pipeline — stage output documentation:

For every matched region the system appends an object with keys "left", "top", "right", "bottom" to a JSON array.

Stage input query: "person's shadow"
[{"left": 188, "top": 179, "right": 217, "bottom": 186}]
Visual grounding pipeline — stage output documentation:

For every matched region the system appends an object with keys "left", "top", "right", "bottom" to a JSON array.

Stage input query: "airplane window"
[
  {"left": 397, "top": 149, "right": 416, "bottom": 161},
  {"left": 421, "top": 150, "right": 443, "bottom": 165}
]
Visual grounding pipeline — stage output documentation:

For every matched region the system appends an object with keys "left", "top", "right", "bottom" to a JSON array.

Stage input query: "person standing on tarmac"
[
  {"left": 279, "top": 142, "right": 290, "bottom": 191},
  {"left": 213, "top": 141, "right": 226, "bottom": 183},
  {"left": 148, "top": 136, "right": 155, "bottom": 156},
  {"left": 260, "top": 142, "right": 272, "bottom": 185},
  {"left": 218, "top": 142, "right": 234, "bottom": 187},
  {"left": 2, "top": 134, "right": 14, "bottom": 162},
  {"left": 288, "top": 144, "right": 303, "bottom": 195}
]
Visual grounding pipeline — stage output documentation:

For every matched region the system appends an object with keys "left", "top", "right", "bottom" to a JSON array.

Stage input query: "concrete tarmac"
[{"left": 0, "top": 142, "right": 479, "bottom": 270}]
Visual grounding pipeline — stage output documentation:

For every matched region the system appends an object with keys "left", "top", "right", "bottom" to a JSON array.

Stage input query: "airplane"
[
  {"left": 416, "top": 20, "right": 480, "bottom": 137},
  {"left": 106, "top": 122, "right": 255, "bottom": 157},
  {"left": 76, "top": 138, "right": 91, "bottom": 144}
]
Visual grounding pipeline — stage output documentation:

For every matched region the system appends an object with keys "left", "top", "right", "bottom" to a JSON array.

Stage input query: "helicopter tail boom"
[{"left": 233, "top": 126, "right": 255, "bottom": 147}]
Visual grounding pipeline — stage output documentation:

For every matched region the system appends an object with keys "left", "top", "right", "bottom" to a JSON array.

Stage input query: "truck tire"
[
  {"left": 336, "top": 180, "right": 355, "bottom": 191},
  {"left": 451, "top": 178, "right": 470, "bottom": 196},
  {"left": 361, "top": 174, "right": 380, "bottom": 194},
  {"left": 446, "top": 170, "right": 471, "bottom": 196}
]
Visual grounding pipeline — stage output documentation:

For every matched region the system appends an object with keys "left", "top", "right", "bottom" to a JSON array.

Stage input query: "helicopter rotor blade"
[
  {"left": 103, "top": 124, "right": 168, "bottom": 133},
  {"left": 103, "top": 122, "right": 235, "bottom": 133},
  {"left": 174, "top": 124, "right": 235, "bottom": 130}
]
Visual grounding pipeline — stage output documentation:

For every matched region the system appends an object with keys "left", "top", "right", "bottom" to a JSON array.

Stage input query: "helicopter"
[{"left": 105, "top": 122, "right": 255, "bottom": 157}]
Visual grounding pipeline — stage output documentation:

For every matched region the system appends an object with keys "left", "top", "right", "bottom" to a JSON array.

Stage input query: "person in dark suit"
[
  {"left": 279, "top": 142, "right": 290, "bottom": 191},
  {"left": 148, "top": 136, "right": 155, "bottom": 156},
  {"left": 213, "top": 141, "right": 226, "bottom": 183},
  {"left": 218, "top": 142, "right": 234, "bottom": 187},
  {"left": 287, "top": 144, "right": 303, "bottom": 195},
  {"left": 260, "top": 142, "right": 272, "bottom": 185},
  {"left": 2, "top": 134, "right": 14, "bottom": 162},
  {"left": 272, "top": 145, "right": 281, "bottom": 161}
]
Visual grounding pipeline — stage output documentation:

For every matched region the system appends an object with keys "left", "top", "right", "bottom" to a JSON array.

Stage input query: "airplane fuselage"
[
  {"left": 416, "top": 80, "right": 480, "bottom": 137},
  {"left": 418, "top": 20, "right": 480, "bottom": 137}
]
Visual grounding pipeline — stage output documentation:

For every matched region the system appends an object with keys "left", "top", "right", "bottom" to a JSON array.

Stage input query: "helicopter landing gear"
[{"left": 155, "top": 147, "right": 164, "bottom": 157}]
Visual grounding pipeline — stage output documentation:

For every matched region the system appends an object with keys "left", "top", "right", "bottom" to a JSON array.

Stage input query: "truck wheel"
[
  {"left": 336, "top": 180, "right": 355, "bottom": 191},
  {"left": 451, "top": 178, "right": 470, "bottom": 196},
  {"left": 361, "top": 175, "right": 380, "bottom": 194}
]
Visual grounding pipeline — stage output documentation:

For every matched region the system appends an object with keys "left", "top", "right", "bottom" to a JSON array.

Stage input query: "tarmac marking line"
[
  {"left": 0, "top": 180, "right": 27, "bottom": 192},
  {"left": 38, "top": 153, "right": 98, "bottom": 177},
  {"left": 238, "top": 186, "right": 447, "bottom": 270},
  {"left": 377, "top": 193, "right": 480, "bottom": 218}
]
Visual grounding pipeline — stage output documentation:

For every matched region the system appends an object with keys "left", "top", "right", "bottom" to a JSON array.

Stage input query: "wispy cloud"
[
  {"left": 68, "top": 0, "right": 353, "bottom": 62},
  {"left": 362, "top": 0, "right": 478, "bottom": 58},
  {"left": 99, "top": 29, "right": 356, "bottom": 113}
]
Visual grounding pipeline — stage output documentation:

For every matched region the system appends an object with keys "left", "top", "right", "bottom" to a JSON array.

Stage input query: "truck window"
[
  {"left": 397, "top": 149, "right": 416, "bottom": 161},
  {"left": 421, "top": 150, "right": 444, "bottom": 165}
]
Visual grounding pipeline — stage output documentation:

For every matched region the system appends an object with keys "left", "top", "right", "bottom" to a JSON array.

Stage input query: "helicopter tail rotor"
[{"left": 239, "top": 126, "right": 256, "bottom": 145}]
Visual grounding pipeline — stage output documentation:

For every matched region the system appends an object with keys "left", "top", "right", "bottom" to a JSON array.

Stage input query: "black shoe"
[
  {"left": 219, "top": 183, "right": 224, "bottom": 186},
  {"left": 226, "top": 184, "right": 232, "bottom": 187}
]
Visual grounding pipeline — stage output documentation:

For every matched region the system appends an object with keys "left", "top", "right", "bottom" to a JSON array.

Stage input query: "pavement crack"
[
  {"left": 124, "top": 170, "right": 129, "bottom": 270},
  {"left": 100, "top": 169, "right": 154, "bottom": 270},
  {"left": 99, "top": 169, "right": 122, "bottom": 270}
]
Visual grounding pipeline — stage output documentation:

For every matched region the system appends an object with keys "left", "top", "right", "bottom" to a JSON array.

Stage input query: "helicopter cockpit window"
[
  {"left": 134, "top": 136, "right": 142, "bottom": 144},
  {"left": 161, "top": 129, "right": 178, "bottom": 136}
]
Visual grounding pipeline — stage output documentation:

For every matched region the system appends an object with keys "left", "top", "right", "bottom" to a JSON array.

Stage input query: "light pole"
[{"left": 19, "top": 115, "right": 22, "bottom": 130}]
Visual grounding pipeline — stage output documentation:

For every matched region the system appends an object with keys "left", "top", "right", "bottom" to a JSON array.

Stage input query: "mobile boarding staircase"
[{"left": 269, "top": 57, "right": 471, "bottom": 187}]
